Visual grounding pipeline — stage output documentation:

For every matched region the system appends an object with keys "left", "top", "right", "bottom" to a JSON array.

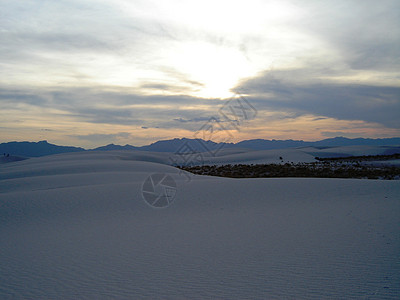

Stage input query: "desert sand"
[{"left": 1, "top": 150, "right": 399, "bottom": 299}]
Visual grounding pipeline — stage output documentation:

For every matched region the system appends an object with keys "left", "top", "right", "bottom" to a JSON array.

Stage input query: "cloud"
[
  {"left": 292, "top": 0, "right": 400, "bottom": 71},
  {"left": 72, "top": 132, "right": 132, "bottom": 141},
  {"left": 139, "top": 81, "right": 203, "bottom": 94},
  {"left": 173, "top": 117, "right": 215, "bottom": 123},
  {"left": 0, "top": 86, "right": 223, "bottom": 129},
  {"left": 321, "top": 131, "right": 368, "bottom": 138},
  {"left": 1, "top": 0, "right": 399, "bottom": 147},
  {"left": 236, "top": 67, "right": 400, "bottom": 128}
]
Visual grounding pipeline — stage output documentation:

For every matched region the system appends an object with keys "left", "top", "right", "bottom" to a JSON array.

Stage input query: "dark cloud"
[
  {"left": 139, "top": 81, "right": 203, "bottom": 94},
  {"left": 173, "top": 117, "right": 215, "bottom": 123},
  {"left": 140, "top": 83, "right": 175, "bottom": 90},
  {"left": 0, "top": 86, "right": 222, "bottom": 129},
  {"left": 236, "top": 68, "right": 400, "bottom": 128},
  {"left": 67, "top": 107, "right": 141, "bottom": 125},
  {"left": 0, "top": 89, "right": 49, "bottom": 106}
]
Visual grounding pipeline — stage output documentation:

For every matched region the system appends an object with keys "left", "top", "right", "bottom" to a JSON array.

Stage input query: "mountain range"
[{"left": 1, "top": 137, "right": 400, "bottom": 157}]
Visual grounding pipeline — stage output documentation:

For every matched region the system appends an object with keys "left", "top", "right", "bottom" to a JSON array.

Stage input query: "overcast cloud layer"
[{"left": 1, "top": 0, "right": 399, "bottom": 147}]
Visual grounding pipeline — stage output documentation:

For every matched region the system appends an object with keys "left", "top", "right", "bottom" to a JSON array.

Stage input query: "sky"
[{"left": 0, "top": 0, "right": 399, "bottom": 148}]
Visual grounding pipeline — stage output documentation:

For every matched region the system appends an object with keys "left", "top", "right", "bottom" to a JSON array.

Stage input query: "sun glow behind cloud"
[
  {"left": 96, "top": 0, "right": 306, "bottom": 98},
  {"left": 0, "top": 0, "right": 325, "bottom": 97},
  {"left": 166, "top": 41, "right": 253, "bottom": 98}
]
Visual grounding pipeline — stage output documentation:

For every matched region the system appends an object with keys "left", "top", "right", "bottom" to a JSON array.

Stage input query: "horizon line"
[{"left": 2, "top": 136, "right": 400, "bottom": 150}]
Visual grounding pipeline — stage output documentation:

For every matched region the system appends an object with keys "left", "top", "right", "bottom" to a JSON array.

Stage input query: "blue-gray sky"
[{"left": 1, "top": 0, "right": 399, "bottom": 147}]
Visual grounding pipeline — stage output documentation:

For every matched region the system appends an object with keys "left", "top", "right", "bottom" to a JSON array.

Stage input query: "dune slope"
[{"left": 0, "top": 152, "right": 399, "bottom": 299}]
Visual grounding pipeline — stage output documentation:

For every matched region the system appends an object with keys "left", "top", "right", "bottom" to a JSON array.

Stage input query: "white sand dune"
[
  {"left": 302, "top": 145, "right": 400, "bottom": 158},
  {"left": 1, "top": 151, "right": 399, "bottom": 299},
  {"left": 200, "top": 148, "right": 316, "bottom": 165},
  {"left": 200, "top": 147, "right": 257, "bottom": 157},
  {"left": 177, "top": 145, "right": 399, "bottom": 166},
  {"left": 170, "top": 147, "right": 316, "bottom": 166}
]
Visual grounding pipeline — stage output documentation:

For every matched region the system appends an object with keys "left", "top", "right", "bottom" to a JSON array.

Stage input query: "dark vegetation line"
[
  {"left": 179, "top": 154, "right": 400, "bottom": 180},
  {"left": 316, "top": 153, "right": 400, "bottom": 162}
]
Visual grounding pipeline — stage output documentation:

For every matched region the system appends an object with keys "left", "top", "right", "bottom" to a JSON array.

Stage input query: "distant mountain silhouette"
[
  {"left": 311, "top": 137, "right": 400, "bottom": 147},
  {"left": 0, "top": 140, "right": 85, "bottom": 157},
  {"left": 235, "top": 137, "right": 400, "bottom": 150},
  {"left": 134, "top": 137, "right": 400, "bottom": 152},
  {"left": 1, "top": 137, "right": 400, "bottom": 157},
  {"left": 139, "top": 138, "right": 223, "bottom": 153},
  {"left": 94, "top": 144, "right": 138, "bottom": 151}
]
